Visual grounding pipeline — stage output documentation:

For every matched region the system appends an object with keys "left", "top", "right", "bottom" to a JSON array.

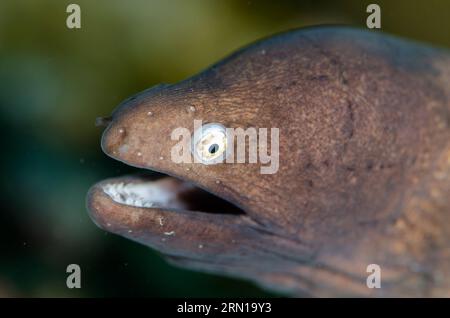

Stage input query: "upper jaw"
[{"left": 100, "top": 176, "right": 195, "bottom": 210}]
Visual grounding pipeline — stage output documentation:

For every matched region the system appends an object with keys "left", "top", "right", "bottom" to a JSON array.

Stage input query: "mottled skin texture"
[{"left": 87, "top": 27, "right": 450, "bottom": 296}]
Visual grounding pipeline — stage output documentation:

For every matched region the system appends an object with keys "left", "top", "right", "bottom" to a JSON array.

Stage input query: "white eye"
[{"left": 192, "top": 123, "right": 229, "bottom": 164}]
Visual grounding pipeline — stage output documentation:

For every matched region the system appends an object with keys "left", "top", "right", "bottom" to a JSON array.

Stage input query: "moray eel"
[{"left": 87, "top": 27, "right": 450, "bottom": 297}]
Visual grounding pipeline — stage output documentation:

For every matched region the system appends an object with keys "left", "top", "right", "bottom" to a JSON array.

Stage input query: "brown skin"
[{"left": 87, "top": 27, "right": 450, "bottom": 296}]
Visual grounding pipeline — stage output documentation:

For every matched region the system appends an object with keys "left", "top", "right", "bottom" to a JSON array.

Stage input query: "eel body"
[{"left": 87, "top": 27, "right": 450, "bottom": 297}]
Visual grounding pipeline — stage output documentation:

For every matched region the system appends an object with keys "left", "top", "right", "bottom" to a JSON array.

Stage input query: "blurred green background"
[{"left": 0, "top": 0, "right": 449, "bottom": 297}]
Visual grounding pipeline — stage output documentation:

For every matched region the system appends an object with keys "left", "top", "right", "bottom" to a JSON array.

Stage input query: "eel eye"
[{"left": 192, "top": 123, "right": 229, "bottom": 164}]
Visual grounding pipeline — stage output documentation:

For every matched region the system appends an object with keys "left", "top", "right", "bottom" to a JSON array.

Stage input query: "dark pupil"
[{"left": 208, "top": 144, "right": 219, "bottom": 154}]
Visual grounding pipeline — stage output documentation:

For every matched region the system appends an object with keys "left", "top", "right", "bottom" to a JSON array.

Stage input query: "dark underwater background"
[{"left": 0, "top": 0, "right": 449, "bottom": 297}]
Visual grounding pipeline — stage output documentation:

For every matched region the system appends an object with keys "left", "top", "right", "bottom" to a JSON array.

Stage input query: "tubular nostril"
[{"left": 95, "top": 116, "right": 113, "bottom": 127}]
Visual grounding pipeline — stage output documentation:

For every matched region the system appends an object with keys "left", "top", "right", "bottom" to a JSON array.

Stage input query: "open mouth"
[{"left": 97, "top": 172, "right": 245, "bottom": 215}]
